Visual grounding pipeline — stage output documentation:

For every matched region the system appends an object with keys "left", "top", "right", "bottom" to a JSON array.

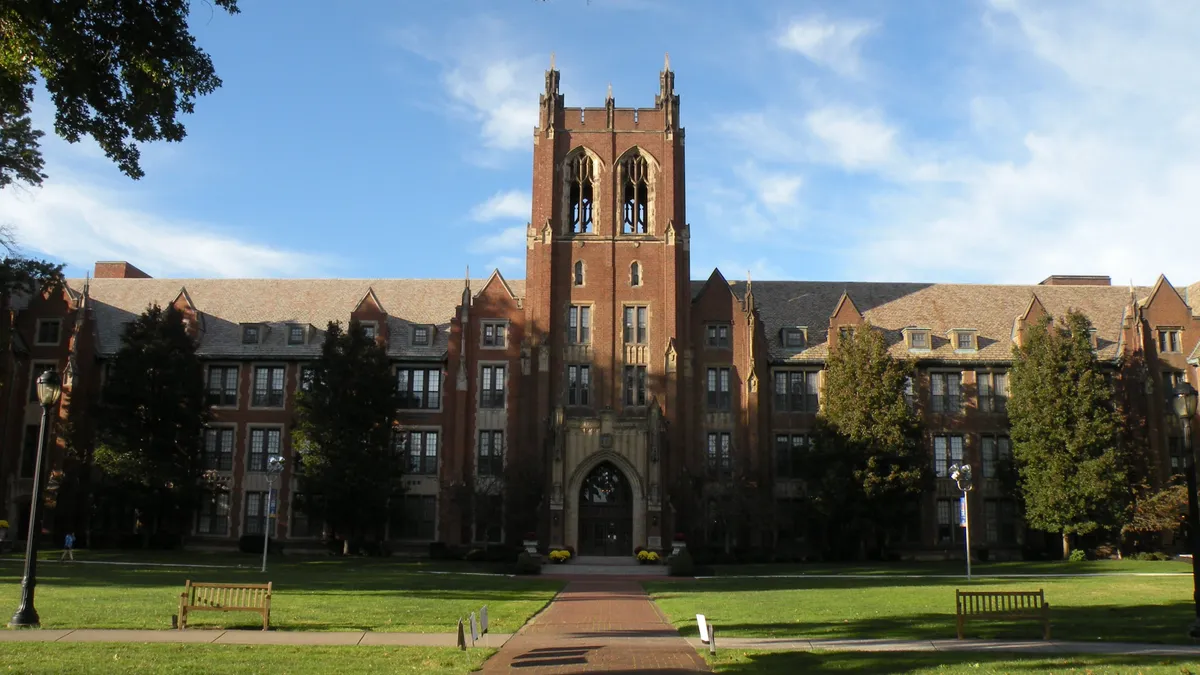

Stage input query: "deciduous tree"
[
  {"left": 810, "top": 323, "right": 929, "bottom": 558},
  {"left": 292, "top": 320, "right": 403, "bottom": 553},
  {"left": 94, "top": 304, "right": 208, "bottom": 536},
  {"left": 1009, "top": 311, "right": 1128, "bottom": 558},
  {"left": 1, "top": 0, "right": 240, "bottom": 187}
]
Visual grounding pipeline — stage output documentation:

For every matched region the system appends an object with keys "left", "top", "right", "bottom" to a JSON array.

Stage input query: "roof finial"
[
  {"left": 550, "top": 52, "right": 556, "bottom": 71},
  {"left": 664, "top": 52, "right": 670, "bottom": 70},
  {"left": 466, "top": 265, "right": 471, "bottom": 290},
  {"left": 606, "top": 82, "right": 613, "bottom": 100}
]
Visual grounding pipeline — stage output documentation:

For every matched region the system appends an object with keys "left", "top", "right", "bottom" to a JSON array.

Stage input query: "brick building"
[{"left": 2, "top": 62, "right": 1198, "bottom": 558}]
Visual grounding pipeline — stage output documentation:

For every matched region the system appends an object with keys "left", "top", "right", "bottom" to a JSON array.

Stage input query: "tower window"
[
  {"left": 630, "top": 262, "right": 641, "bottom": 287},
  {"left": 620, "top": 154, "right": 650, "bottom": 234},
  {"left": 567, "top": 153, "right": 595, "bottom": 234},
  {"left": 574, "top": 260, "right": 584, "bottom": 286}
]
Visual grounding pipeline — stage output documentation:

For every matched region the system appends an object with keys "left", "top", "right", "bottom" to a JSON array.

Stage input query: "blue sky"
[{"left": 1, "top": 0, "right": 1197, "bottom": 287}]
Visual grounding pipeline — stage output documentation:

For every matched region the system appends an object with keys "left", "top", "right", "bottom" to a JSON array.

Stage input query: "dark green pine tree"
[
  {"left": 292, "top": 320, "right": 403, "bottom": 553},
  {"left": 94, "top": 304, "right": 209, "bottom": 536},
  {"left": 810, "top": 323, "right": 929, "bottom": 558},
  {"left": 1009, "top": 310, "right": 1127, "bottom": 559}
]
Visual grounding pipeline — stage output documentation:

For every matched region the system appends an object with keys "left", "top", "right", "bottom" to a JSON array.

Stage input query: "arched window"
[
  {"left": 566, "top": 153, "right": 595, "bottom": 234},
  {"left": 573, "top": 260, "right": 584, "bottom": 286},
  {"left": 630, "top": 262, "right": 641, "bottom": 287},
  {"left": 620, "top": 154, "right": 650, "bottom": 234}
]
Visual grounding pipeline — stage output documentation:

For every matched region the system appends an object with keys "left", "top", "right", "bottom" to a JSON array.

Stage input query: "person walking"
[{"left": 60, "top": 531, "right": 75, "bottom": 561}]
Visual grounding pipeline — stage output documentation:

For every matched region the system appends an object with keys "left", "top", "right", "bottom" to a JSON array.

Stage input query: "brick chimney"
[{"left": 94, "top": 261, "right": 151, "bottom": 279}]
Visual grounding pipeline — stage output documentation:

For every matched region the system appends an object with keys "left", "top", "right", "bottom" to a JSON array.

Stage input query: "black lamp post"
[
  {"left": 1174, "top": 380, "right": 1200, "bottom": 638},
  {"left": 9, "top": 369, "right": 63, "bottom": 629}
]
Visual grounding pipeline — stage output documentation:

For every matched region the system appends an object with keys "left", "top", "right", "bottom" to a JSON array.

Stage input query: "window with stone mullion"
[{"left": 252, "top": 366, "right": 285, "bottom": 407}]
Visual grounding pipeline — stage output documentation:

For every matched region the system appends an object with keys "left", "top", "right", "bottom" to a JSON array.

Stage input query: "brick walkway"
[{"left": 479, "top": 579, "right": 709, "bottom": 673}]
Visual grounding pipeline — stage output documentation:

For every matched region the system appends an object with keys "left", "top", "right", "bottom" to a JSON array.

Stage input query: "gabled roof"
[
  {"left": 70, "top": 278, "right": 525, "bottom": 359},
  {"left": 476, "top": 269, "right": 518, "bottom": 301},
  {"left": 693, "top": 279, "right": 1151, "bottom": 362}
]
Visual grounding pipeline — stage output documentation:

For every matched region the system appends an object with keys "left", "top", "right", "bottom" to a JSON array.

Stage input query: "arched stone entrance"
[{"left": 576, "top": 462, "right": 633, "bottom": 556}]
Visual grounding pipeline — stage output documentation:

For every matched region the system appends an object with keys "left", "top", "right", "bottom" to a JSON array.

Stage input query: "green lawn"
[
  {"left": 0, "top": 644, "right": 491, "bottom": 674},
  {"left": 0, "top": 553, "right": 561, "bottom": 633},
  {"left": 647, "top": 561, "right": 1194, "bottom": 644},
  {"left": 707, "top": 650, "right": 1200, "bottom": 674}
]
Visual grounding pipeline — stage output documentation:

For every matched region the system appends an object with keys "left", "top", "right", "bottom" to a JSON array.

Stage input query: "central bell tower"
[{"left": 524, "top": 56, "right": 691, "bottom": 553}]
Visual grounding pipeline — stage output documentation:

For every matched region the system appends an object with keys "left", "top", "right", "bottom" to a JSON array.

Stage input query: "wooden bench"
[
  {"left": 955, "top": 589, "right": 1050, "bottom": 640},
  {"left": 178, "top": 580, "right": 272, "bottom": 630}
]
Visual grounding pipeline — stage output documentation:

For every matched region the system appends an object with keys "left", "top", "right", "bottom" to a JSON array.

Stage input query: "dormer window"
[
  {"left": 287, "top": 324, "right": 307, "bottom": 346},
  {"left": 361, "top": 322, "right": 377, "bottom": 340},
  {"left": 951, "top": 329, "right": 977, "bottom": 352},
  {"left": 906, "top": 328, "right": 931, "bottom": 351},
  {"left": 1088, "top": 328, "right": 1099, "bottom": 350},
  {"left": 241, "top": 324, "right": 261, "bottom": 345},
  {"left": 782, "top": 327, "right": 807, "bottom": 349},
  {"left": 839, "top": 326, "right": 855, "bottom": 341},
  {"left": 412, "top": 325, "right": 430, "bottom": 347}
]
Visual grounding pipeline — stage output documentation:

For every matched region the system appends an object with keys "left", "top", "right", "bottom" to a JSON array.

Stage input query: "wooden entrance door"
[{"left": 577, "top": 462, "right": 633, "bottom": 557}]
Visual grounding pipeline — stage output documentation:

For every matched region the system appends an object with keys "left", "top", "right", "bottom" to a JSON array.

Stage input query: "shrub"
[
  {"left": 514, "top": 552, "right": 542, "bottom": 575},
  {"left": 464, "top": 548, "right": 486, "bottom": 562},
  {"left": 1068, "top": 549, "right": 1087, "bottom": 562},
  {"left": 565, "top": 545, "right": 576, "bottom": 557},
  {"left": 548, "top": 549, "right": 571, "bottom": 563},
  {"left": 1133, "top": 551, "right": 1172, "bottom": 561},
  {"left": 668, "top": 548, "right": 695, "bottom": 576}
]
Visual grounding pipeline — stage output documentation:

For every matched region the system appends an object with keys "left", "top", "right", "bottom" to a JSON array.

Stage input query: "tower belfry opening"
[
  {"left": 567, "top": 153, "right": 595, "bottom": 234},
  {"left": 620, "top": 154, "right": 650, "bottom": 234}
]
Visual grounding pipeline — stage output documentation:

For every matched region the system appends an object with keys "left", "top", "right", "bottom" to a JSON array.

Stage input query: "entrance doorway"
[{"left": 577, "top": 462, "right": 633, "bottom": 556}]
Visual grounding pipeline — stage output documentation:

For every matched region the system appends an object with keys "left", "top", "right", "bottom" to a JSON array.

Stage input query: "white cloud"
[
  {"left": 444, "top": 58, "right": 542, "bottom": 152},
  {"left": 394, "top": 18, "right": 544, "bottom": 155},
  {"left": 777, "top": 17, "right": 877, "bottom": 76},
  {"left": 714, "top": 2, "right": 1200, "bottom": 286},
  {"left": 735, "top": 164, "right": 804, "bottom": 208},
  {"left": 470, "top": 190, "right": 531, "bottom": 222},
  {"left": 469, "top": 225, "right": 525, "bottom": 255},
  {"left": 0, "top": 180, "right": 327, "bottom": 278},
  {"left": 805, "top": 107, "right": 897, "bottom": 170}
]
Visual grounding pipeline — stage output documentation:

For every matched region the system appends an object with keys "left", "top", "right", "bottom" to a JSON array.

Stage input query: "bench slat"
[
  {"left": 178, "top": 581, "right": 272, "bottom": 631},
  {"left": 955, "top": 589, "right": 1048, "bottom": 641}
]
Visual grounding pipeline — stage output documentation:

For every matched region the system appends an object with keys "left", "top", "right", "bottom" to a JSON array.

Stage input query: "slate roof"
[
  {"left": 693, "top": 280, "right": 1150, "bottom": 363},
  {"left": 69, "top": 278, "right": 524, "bottom": 359},
  {"left": 69, "top": 275, "right": 1162, "bottom": 365}
]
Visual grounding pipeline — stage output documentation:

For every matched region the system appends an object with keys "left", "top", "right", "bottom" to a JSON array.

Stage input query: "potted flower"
[
  {"left": 636, "top": 550, "right": 660, "bottom": 565},
  {"left": 548, "top": 549, "right": 571, "bottom": 564},
  {"left": 671, "top": 532, "right": 686, "bottom": 556}
]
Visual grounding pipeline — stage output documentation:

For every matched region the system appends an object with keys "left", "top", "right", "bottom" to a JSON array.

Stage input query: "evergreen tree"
[
  {"left": 292, "top": 320, "right": 403, "bottom": 553},
  {"left": 94, "top": 304, "right": 208, "bottom": 536},
  {"left": 1009, "top": 310, "right": 1127, "bottom": 558},
  {"left": 810, "top": 323, "right": 929, "bottom": 557}
]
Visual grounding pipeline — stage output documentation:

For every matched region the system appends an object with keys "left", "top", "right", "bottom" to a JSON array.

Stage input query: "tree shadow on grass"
[
  {"left": 671, "top": 603, "right": 1197, "bottom": 645},
  {"left": 709, "top": 651, "right": 1200, "bottom": 675}
]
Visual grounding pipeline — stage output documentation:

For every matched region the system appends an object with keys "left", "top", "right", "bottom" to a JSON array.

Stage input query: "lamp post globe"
[
  {"left": 949, "top": 463, "right": 974, "bottom": 581},
  {"left": 9, "top": 369, "right": 62, "bottom": 628},
  {"left": 261, "top": 455, "right": 285, "bottom": 574},
  {"left": 1175, "top": 380, "right": 1200, "bottom": 638}
]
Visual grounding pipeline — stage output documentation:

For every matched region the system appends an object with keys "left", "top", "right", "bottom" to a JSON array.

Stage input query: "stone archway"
[{"left": 576, "top": 462, "right": 633, "bottom": 556}]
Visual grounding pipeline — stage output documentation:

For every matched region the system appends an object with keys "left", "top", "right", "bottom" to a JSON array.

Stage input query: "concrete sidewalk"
[
  {"left": 0, "top": 629, "right": 511, "bottom": 648},
  {"left": 685, "top": 636, "right": 1200, "bottom": 657},
  {"left": 4, "top": 627, "right": 1199, "bottom": 660}
]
